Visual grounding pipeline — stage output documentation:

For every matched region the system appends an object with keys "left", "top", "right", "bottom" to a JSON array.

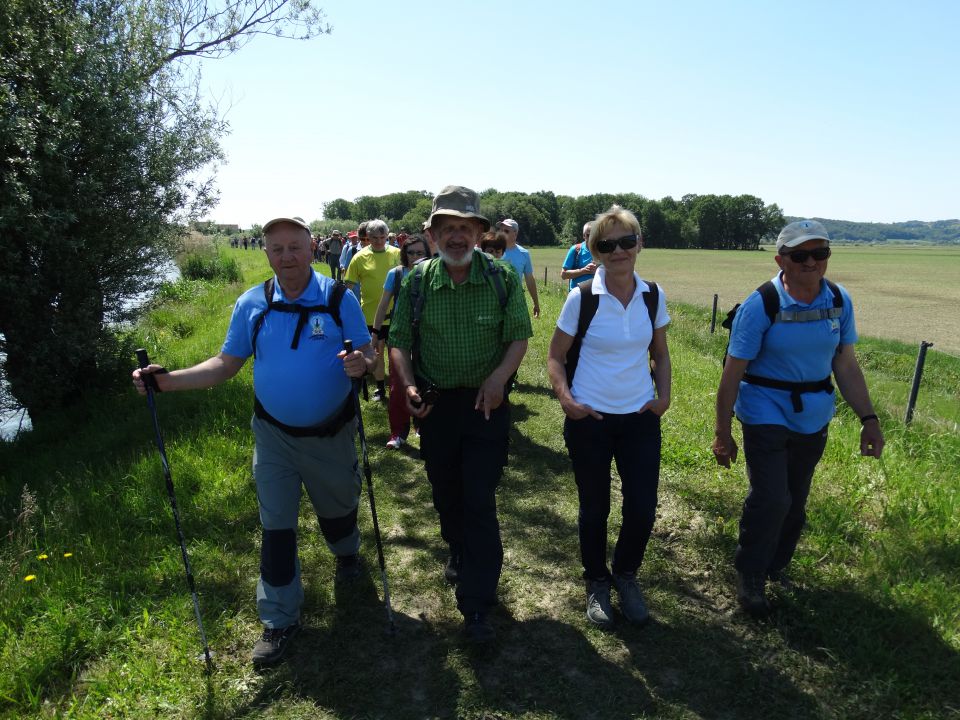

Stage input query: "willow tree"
[{"left": 0, "top": 0, "right": 329, "bottom": 425}]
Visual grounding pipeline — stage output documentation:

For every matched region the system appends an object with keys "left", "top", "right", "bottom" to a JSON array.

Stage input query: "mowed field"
[{"left": 531, "top": 245, "right": 960, "bottom": 357}]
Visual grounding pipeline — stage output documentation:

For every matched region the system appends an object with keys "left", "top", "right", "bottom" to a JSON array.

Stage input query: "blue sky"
[{"left": 196, "top": 0, "right": 959, "bottom": 227}]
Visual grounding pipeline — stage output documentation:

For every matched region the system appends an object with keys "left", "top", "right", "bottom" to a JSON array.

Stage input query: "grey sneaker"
[
  {"left": 613, "top": 571, "right": 650, "bottom": 625},
  {"left": 252, "top": 622, "right": 301, "bottom": 667},
  {"left": 335, "top": 553, "right": 362, "bottom": 582},
  {"left": 463, "top": 612, "right": 495, "bottom": 643},
  {"left": 586, "top": 578, "right": 614, "bottom": 628},
  {"left": 737, "top": 571, "right": 771, "bottom": 617}
]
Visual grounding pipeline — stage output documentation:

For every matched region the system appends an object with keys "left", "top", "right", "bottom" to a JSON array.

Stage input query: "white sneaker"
[{"left": 385, "top": 435, "right": 404, "bottom": 450}]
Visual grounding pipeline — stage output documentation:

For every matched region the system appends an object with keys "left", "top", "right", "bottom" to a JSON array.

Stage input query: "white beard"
[{"left": 438, "top": 247, "right": 474, "bottom": 268}]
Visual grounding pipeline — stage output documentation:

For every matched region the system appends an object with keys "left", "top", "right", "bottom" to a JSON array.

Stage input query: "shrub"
[{"left": 179, "top": 251, "right": 240, "bottom": 282}]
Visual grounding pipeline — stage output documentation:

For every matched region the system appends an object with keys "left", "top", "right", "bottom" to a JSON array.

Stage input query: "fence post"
[
  {"left": 904, "top": 341, "right": 934, "bottom": 424},
  {"left": 710, "top": 294, "right": 719, "bottom": 334},
  {"left": 544, "top": 266, "right": 547, "bottom": 285}
]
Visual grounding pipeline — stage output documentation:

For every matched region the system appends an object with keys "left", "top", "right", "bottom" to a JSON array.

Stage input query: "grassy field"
[
  {"left": 1, "top": 247, "right": 957, "bottom": 719},
  {"left": 534, "top": 245, "right": 960, "bottom": 357}
]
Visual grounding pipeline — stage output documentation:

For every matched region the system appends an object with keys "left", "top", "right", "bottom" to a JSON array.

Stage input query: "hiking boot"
[
  {"left": 372, "top": 389, "right": 387, "bottom": 402},
  {"left": 612, "top": 571, "right": 650, "bottom": 625},
  {"left": 463, "top": 612, "right": 495, "bottom": 643},
  {"left": 585, "top": 578, "right": 614, "bottom": 628},
  {"left": 251, "top": 622, "right": 301, "bottom": 667},
  {"left": 737, "top": 571, "right": 771, "bottom": 617},
  {"left": 444, "top": 550, "right": 462, "bottom": 585},
  {"left": 335, "top": 553, "right": 362, "bottom": 582},
  {"left": 385, "top": 435, "right": 404, "bottom": 450}
]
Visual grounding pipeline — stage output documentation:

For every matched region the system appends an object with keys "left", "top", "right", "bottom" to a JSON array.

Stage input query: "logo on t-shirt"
[{"left": 311, "top": 316, "right": 325, "bottom": 339}]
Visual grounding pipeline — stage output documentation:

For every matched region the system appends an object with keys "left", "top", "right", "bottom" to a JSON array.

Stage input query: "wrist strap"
[{"left": 860, "top": 413, "right": 878, "bottom": 424}]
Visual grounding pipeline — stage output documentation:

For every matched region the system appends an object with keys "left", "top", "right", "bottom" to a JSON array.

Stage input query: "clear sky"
[{"left": 195, "top": 0, "right": 959, "bottom": 227}]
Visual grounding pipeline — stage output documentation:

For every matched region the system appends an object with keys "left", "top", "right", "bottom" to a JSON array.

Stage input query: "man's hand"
[
  {"left": 132, "top": 364, "right": 168, "bottom": 395},
  {"left": 405, "top": 384, "right": 432, "bottom": 418},
  {"left": 860, "top": 418, "right": 884, "bottom": 457},
  {"left": 712, "top": 430, "right": 739, "bottom": 468},
  {"left": 475, "top": 376, "right": 506, "bottom": 420},
  {"left": 339, "top": 349, "right": 366, "bottom": 379}
]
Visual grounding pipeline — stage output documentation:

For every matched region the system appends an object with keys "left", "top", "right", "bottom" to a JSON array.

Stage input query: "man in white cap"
[
  {"left": 133, "top": 216, "right": 376, "bottom": 667},
  {"left": 389, "top": 186, "right": 532, "bottom": 642},
  {"left": 497, "top": 218, "right": 541, "bottom": 318},
  {"left": 712, "top": 219, "right": 884, "bottom": 617}
]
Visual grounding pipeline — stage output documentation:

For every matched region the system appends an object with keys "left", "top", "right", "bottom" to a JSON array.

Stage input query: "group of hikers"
[{"left": 133, "top": 185, "right": 884, "bottom": 667}]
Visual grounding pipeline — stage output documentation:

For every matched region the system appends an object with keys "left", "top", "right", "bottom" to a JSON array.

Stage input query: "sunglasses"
[
  {"left": 781, "top": 247, "right": 831, "bottom": 263},
  {"left": 595, "top": 234, "right": 639, "bottom": 254}
]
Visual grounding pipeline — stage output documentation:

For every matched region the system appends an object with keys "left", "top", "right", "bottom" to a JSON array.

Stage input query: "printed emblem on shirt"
[
  {"left": 830, "top": 318, "right": 840, "bottom": 333},
  {"left": 311, "top": 315, "right": 325, "bottom": 339}
]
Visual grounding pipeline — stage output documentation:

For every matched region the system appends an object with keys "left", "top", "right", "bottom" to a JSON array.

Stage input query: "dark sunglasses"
[
  {"left": 781, "top": 247, "right": 831, "bottom": 263},
  {"left": 595, "top": 234, "right": 639, "bottom": 254}
]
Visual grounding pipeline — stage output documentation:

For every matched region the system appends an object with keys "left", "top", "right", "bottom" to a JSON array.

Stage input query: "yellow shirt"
[{"left": 343, "top": 245, "right": 401, "bottom": 325}]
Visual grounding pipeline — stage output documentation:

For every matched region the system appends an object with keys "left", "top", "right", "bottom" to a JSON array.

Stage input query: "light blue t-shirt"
[
  {"left": 222, "top": 271, "right": 370, "bottom": 427},
  {"left": 729, "top": 274, "right": 857, "bottom": 434},
  {"left": 502, "top": 245, "right": 533, "bottom": 289},
  {"left": 562, "top": 243, "right": 594, "bottom": 290},
  {"left": 383, "top": 265, "right": 409, "bottom": 294}
]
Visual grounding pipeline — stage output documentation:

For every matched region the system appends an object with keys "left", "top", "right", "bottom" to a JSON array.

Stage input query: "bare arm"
[
  {"left": 132, "top": 352, "right": 246, "bottom": 395},
  {"left": 713, "top": 356, "right": 748, "bottom": 467},
  {"left": 560, "top": 263, "right": 597, "bottom": 281},
  {"left": 389, "top": 346, "right": 431, "bottom": 419},
  {"left": 832, "top": 345, "right": 884, "bottom": 457},
  {"left": 546, "top": 329, "right": 603, "bottom": 420},
  {"left": 475, "top": 339, "right": 528, "bottom": 419},
  {"left": 524, "top": 272, "right": 540, "bottom": 318},
  {"left": 371, "top": 289, "right": 393, "bottom": 334},
  {"left": 638, "top": 326, "right": 671, "bottom": 416}
]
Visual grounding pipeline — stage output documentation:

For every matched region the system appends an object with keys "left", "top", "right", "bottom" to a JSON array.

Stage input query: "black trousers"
[
  {"left": 419, "top": 389, "right": 509, "bottom": 616},
  {"left": 735, "top": 422, "right": 829, "bottom": 574},
  {"left": 564, "top": 411, "right": 661, "bottom": 580}
]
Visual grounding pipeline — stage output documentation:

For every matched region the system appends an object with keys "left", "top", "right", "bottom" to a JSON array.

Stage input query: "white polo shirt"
[{"left": 556, "top": 266, "right": 670, "bottom": 414}]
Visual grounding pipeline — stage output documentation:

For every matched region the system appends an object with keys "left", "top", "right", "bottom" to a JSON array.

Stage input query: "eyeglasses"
[
  {"left": 594, "top": 234, "right": 639, "bottom": 254},
  {"left": 781, "top": 247, "right": 831, "bottom": 263},
  {"left": 406, "top": 248, "right": 426, "bottom": 258}
]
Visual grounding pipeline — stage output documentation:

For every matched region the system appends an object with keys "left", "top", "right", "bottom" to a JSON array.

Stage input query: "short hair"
[
  {"left": 400, "top": 233, "right": 428, "bottom": 267},
  {"left": 480, "top": 231, "right": 507, "bottom": 256},
  {"left": 582, "top": 222, "right": 592, "bottom": 239},
  {"left": 366, "top": 219, "right": 389, "bottom": 236},
  {"left": 357, "top": 221, "right": 369, "bottom": 239},
  {"left": 588, "top": 205, "right": 641, "bottom": 258}
]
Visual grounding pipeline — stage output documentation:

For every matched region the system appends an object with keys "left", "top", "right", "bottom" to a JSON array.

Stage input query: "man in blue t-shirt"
[
  {"left": 497, "top": 218, "right": 541, "bottom": 318},
  {"left": 560, "top": 221, "right": 598, "bottom": 290},
  {"left": 712, "top": 219, "right": 884, "bottom": 618},
  {"left": 133, "top": 216, "right": 374, "bottom": 668}
]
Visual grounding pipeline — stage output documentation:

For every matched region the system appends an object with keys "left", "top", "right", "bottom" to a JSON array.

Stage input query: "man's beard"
[{"left": 438, "top": 247, "right": 474, "bottom": 268}]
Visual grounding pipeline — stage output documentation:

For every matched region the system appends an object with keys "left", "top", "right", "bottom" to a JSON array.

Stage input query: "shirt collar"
[
  {"left": 274, "top": 270, "right": 321, "bottom": 303},
  {"left": 591, "top": 265, "right": 647, "bottom": 299}
]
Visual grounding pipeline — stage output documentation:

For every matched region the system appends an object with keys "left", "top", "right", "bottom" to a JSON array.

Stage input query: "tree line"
[
  {"left": 787, "top": 218, "right": 960, "bottom": 245},
  {"left": 323, "top": 190, "right": 786, "bottom": 250}
]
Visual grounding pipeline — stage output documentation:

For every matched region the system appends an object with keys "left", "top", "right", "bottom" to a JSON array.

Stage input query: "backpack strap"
[
  {"left": 480, "top": 254, "right": 509, "bottom": 310},
  {"left": 410, "top": 258, "right": 431, "bottom": 362},
  {"left": 564, "top": 284, "right": 600, "bottom": 385},
  {"left": 642, "top": 281, "right": 659, "bottom": 329},
  {"left": 385, "top": 265, "right": 405, "bottom": 321},
  {"left": 252, "top": 277, "right": 346, "bottom": 359}
]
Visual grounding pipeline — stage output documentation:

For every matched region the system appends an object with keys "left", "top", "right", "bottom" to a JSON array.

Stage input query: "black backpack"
[
  {"left": 721, "top": 279, "right": 844, "bottom": 412},
  {"left": 251, "top": 276, "right": 348, "bottom": 359},
  {"left": 564, "top": 281, "right": 660, "bottom": 385}
]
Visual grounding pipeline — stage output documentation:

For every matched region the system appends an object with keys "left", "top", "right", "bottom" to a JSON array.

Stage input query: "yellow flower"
[
  {"left": 37, "top": 553, "right": 49, "bottom": 560},
  {"left": 63, "top": 552, "right": 73, "bottom": 558},
  {"left": 24, "top": 575, "right": 36, "bottom": 582}
]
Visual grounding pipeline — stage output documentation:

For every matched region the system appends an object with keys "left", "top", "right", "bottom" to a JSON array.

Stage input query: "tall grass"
[{"left": 0, "top": 248, "right": 956, "bottom": 719}]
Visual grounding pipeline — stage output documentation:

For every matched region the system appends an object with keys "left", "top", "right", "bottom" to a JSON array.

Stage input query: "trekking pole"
[
  {"left": 135, "top": 349, "right": 214, "bottom": 671},
  {"left": 344, "top": 340, "right": 397, "bottom": 635}
]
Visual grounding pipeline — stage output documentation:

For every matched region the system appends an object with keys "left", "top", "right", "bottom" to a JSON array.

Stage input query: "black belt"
[
  {"left": 742, "top": 374, "right": 834, "bottom": 413},
  {"left": 254, "top": 394, "right": 355, "bottom": 437}
]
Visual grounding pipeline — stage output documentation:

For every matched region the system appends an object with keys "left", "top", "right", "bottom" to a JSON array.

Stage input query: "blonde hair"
[{"left": 588, "top": 205, "right": 642, "bottom": 257}]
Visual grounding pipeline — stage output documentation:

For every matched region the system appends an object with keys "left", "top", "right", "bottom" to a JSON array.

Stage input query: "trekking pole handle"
[
  {"left": 344, "top": 340, "right": 353, "bottom": 354},
  {"left": 135, "top": 348, "right": 160, "bottom": 393}
]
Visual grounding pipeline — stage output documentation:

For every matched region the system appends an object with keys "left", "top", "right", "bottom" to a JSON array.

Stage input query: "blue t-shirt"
[
  {"left": 222, "top": 271, "right": 370, "bottom": 427},
  {"left": 383, "top": 265, "right": 409, "bottom": 294},
  {"left": 729, "top": 274, "right": 857, "bottom": 433},
  {"left": 502, "top": 245, "right": 533, "bottom": 289},
  {"left": 562, "top": 243, "right": 594, "bottom": 290}
]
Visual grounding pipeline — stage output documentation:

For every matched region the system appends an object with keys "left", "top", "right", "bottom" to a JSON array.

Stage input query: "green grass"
[{"left": 0, "top": 247, "right": 957, "bottom": 719}]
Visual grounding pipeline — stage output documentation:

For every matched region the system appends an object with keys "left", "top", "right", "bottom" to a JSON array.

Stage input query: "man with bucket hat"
[
  {"left": 712, "top": 219, "right": 884, "bottom": 617},
  {"left": 388, "top": 186, "right": 532, "bottom": 642}
]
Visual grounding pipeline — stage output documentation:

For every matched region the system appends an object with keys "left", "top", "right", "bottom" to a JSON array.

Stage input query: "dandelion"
[
  {"left": 24, "top": 575, "right": 36, "bottom": 582},
  {"left": 37, "top": 553, "right": 49, "bottom": 560},
  {"left": 63, "top": 552, "right": 73, "bottom": 558}
]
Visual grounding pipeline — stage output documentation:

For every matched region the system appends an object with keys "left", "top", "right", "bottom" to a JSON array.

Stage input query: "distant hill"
[{"left": 785, "top": 217, "right": 960, "bottom": 244}]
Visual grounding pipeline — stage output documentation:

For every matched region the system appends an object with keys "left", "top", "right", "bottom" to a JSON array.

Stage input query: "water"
[{"left": 0, "top": 262, "right": 180, "bottom": 441}]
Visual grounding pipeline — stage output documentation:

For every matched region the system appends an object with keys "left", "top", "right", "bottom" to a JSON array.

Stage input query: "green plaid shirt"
[{"left": 388, "top": 252, "right": 532, "bottom": 388}]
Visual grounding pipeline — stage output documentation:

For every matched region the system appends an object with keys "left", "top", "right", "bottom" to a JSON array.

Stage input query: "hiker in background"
[
  {"left": 497, "top": 218, "right": 541, "bottom": 319},
  {"left": 389, "top": 186, "right": 532, "bottom": 642},
  {"left": 546, "top": 205, "right": 671, "bottom": 629},
  {"left": 561, "top": 221, "right": 598, "bottom": 290},
  {"left": 373, "top": 233, "right": 430, "bottom": 448},
  {"left": 132, "top": 216, "right": 374, "bottom": 668},
  {"left": 479, "top": 230, "right": 506, "bottom": 259},
  {"left": 327, "top": 230, "right": 344, "bottom": 280},
  {"left": 344, "top": 219, "right": 401, "bottom": 403},
  {"left": 713, "top": 219, "right": 884, "bottom": 617}
]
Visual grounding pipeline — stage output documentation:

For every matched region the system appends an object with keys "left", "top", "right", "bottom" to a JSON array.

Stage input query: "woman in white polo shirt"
[{"left": 547, "top": 205, "right": 672, "bottom": 629}]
